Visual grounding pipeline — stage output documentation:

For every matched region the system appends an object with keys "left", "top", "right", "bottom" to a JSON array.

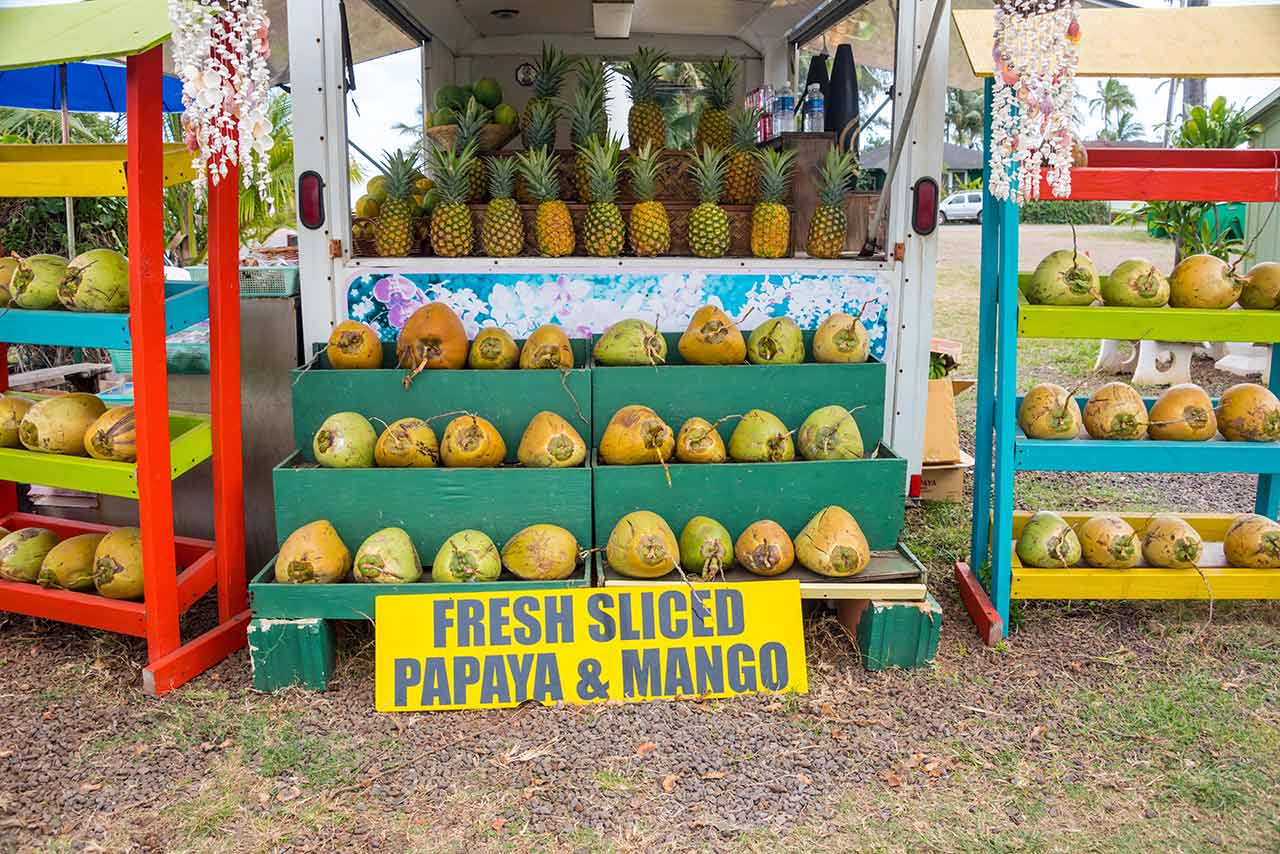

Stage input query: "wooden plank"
[
  {"left": 7, "top": 363, "right": 110, "bottom": 390},
  {"left": 1012, "top": 567, "right": 1280, "bottom": 600},
  {"left": 0, "top": 282, "right": 209, "bottom": 349},
  {"left": 954, "top": 7, "right": 1280, "bottom": 79},
  {"left": 143, "top": 609, "right": 251, "bottom": 696},
  {"left": 1018, "top": 304, "right": 1280, "bottom": 345},
  {"left": 1040, "top": 168, "right": 1280, "bottom": 204},
  {"left": 970, "top": 78, "right": 999, "bottom": 584},
  {"left": 176, "top": 551, "right": 218, "bottom": 612},
  {"left": 0, "top": 579, "right": 146, "bottom": 636},
  {"left": 0, "top": 143, "right": 196, "bottom": 198},
  {"left": 1083, "top": 148, "right": 1280, "bottom": 170},
  {"left": 954, "top": 561, "right": 1003, "bottom": 647},
  {"left": 248, "top": 618, "right": 337, "bottom": 692},
  {"left": 1015, "top": 436, "right": 1280, "bottom": 475}
]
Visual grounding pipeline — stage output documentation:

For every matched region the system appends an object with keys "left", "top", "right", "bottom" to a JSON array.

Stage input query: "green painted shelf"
[{"left": 0, "top": 413, "right": 211, "bottom": 498}]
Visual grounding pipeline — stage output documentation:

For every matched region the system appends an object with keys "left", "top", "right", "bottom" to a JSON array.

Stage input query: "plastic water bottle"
[
  {"left": 774, "top": 89, "right": 795, "bottom": 135},
  {"left": 804, "top": 83, "right": 824, "bottom": 133}
]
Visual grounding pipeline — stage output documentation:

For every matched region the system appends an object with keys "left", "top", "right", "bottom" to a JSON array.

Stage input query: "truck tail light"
[
  {"left": 911, "top": 177, "right": 939, "bottom": 236},
  {"left": 298, "top": 170, "right": 325, "bottom": 229}
]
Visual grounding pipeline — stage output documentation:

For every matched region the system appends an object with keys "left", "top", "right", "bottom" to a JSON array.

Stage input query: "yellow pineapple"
[
  {"left": 372, "top": 147, "right": 421, "bottom": 257},
  {"left": 481, "top": 155, "right": 524, "bottom": 257},
  {"left": 517, "top": 100, "right": 561, "bottom": 203},
  {"left": 521, "top": 43, "right": 573, "bottom": 149},
  {"left": 686, "top": 145, "right": 730, "bottom": 258},
  {"left": 455, "top": 97, "right": 492, "bottom": 201},
  {"left": 579, "top": 135, "right": 624, "bottom": 257},
  {"left": 751, "top": 149, "right": 796, "bottom": 259},
  {"left": 695, "top": 54, "right": 738, "bottom": 151},
  {"left": 427, "top": 140, "right": 477, "bottom": 257},
  {"left": 517, "top": 146, "right": 575, "bottom": 257},
  {"left": 806, "top": 147, "right": 858, "bottom": 259},
  {"left": 723, "top": 107, "right": 764, "bottom": 204},
  {"left": 620, "top": 47, "right": 669, "bottom": 153},
  {"left": 626, "top": 142, "right": 670, "bottom": 257}
]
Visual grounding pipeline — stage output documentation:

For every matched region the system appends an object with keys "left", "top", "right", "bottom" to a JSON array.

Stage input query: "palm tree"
[
  {"left": 1099, "top": 111, "right": 1145, "bottom": 142},
  {"left": 945, "top": 88, "right": 984, "bottom": 148},
  {"left": 1088, "top": 78, "right": 1137, "bottom": 134},
  {"left": 394, "top": 103, "right": 425, "bottom": 150}
]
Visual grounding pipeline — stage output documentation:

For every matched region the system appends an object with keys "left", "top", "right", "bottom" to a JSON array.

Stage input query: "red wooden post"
[
  {"left": 127, "top": 46, "right": 182, "bottom": 660},
  {"left": 208, "top": 17, "right": 247, "bottom": 620}
]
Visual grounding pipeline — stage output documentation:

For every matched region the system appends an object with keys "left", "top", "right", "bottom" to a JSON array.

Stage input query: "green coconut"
[
  {"left": 1026, "top": 249, "right": 1099, "bottom": 306},
  {"left": 19, "top": 393, "right": 107, "bottom": 455},
  {"left": 796, "top": 405, "right": 864, "bottom": 460},
  {"left": 812, "top": 312, "right": 870, "bottom": 363},
  {"left": 94, "top": 527, "right": 146, "bottom": 599},
  {"left": 10, "top": 254, "right": 69, "bottom": 309},
  {"left": 1101, "top": 259, "right": 1169, "bottom": 307},
  {"left": 37, "top": 533, "right": 105, "bottom": 591},
  {"left": 1015, "top": 511, "right": 1081, "bottom": 568},
  {"left": 353, "top": 527, "right": 422, "bottom": 583},
  {"left": 0, "top": 528, "right": 59, "bottom": 583},
  {"left": 0, "top": 256, "right": 17, "bottom": 306},
  {"left": 59, "top": 248, "right": 129, "bottom": 312},
  {"left": 432, "top": 530, "right": 501, "bottom": 582},
  {"left": 679, "top": 516, "right": 733, "bottom": 580},
  {"left": 746, "top": 317, "right": 805, "bottom": 364},
  {"left": 728, "top": 409, "right": 795, "bottom": 462},
  {"left": 313, "top": 411, "right": 377, "bottom": 467},
  {"left": 592, "top": 319, "right": 667, "bottom": 366}
]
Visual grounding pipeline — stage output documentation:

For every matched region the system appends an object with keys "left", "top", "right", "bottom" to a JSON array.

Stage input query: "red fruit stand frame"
[{"left": 0, "top": 9, "right": 247, "bottom": 695}]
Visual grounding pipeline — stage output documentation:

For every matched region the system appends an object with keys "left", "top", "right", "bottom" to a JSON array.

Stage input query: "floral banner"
[{"left": 346, "top": 269, "right": 891, "bottom": 360}]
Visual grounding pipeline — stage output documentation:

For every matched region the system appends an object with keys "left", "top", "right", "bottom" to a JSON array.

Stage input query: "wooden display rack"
[
  {"left": 952, "top": 8, "right": 1280, "bottom": 642},
  {"left": 0, "top": 41, "right": 248, "bottom": 693}
]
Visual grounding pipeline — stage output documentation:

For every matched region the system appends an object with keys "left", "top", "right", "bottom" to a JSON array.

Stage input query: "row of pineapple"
[{"left": 371, "top": 140, "right": 858, "bottom": 260}]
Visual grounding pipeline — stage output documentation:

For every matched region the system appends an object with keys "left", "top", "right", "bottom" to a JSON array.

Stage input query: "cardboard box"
[
  {"left": 924, "top": 378, "right": 962, "bottom": 464},
  {"left": 920, "top": 450, "right": 974, "bottom": 503}
]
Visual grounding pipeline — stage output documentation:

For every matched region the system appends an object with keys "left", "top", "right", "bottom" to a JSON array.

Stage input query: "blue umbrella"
[{"left": 0, "top": 60, "right": 185, "bottom": 255}]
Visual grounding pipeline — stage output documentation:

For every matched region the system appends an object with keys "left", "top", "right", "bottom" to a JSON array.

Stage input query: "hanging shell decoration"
[{"left": 989, "top": 0, "right": 1081, "bottom": 204}]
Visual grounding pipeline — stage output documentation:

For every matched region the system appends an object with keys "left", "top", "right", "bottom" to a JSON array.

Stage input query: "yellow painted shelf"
[
  {"left": 0, "top": 143, "right": 195, "bottom": 198},
  {"left": 1008, "top": 511, "right": 1280, "bottom": 601}
]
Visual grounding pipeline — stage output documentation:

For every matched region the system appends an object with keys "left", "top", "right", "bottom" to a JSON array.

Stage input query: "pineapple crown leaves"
[
  {"left": 816, "top": 146, "right": 859, "bottom": 207},
  {"left": 486, "top": 155, "right": 518, "bottom": 200},
  {"left": 375, "top": 147, "right": 422, "bottom": 201},
  {"left": 626, "top": 142, "right": 666, "bottom": 202},
  {"left": 697, "top": 54, "right": 738, "bottom": 110},
  {"left": 566, "top": 86, "right": 608, "bottom": 146},
  {"left": 532, "top": 42, "right": 574, "bottom": 100},
  {"left": 729, "top": 106, "right": 765, "bottom": 150},
  {"left": 575, "top": 56, "right": 612, "bottom": 101},
  {"left": 579, "top": 135, "right": 623, "bottom": 205},
  {"left": 523, "top": 99, "right": 562, "bottom": 151},
  {"left": 620, "top": 47, "right": 669, "bottom": 105},
  {"left": 427, "top": 139, "right": 478, "bottom": 205},
  {"left": 515, "top": 146, "right": 563, "bottom": 203},
  {"left": 455, "top": 97, "right": 493, "bottom": 146},
  {"left": 688, "top": 145, "right": 729, "bottom": 204},
  {"left": 754, "top": 148, "right": 797, "bottom": 205}
]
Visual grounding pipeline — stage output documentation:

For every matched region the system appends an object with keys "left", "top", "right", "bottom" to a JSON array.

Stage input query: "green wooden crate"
[
  {"left": 591, "top": 443, "right": 907, "bottom": 551},
  {"left": 590, "top": 333, "right": 886, "bottom": 449},
  {"left": 249, "top": 558, "right": 593, "bottom": 621},
  {"left": 292, "top": 340, "right": 592, "bottom": 464},
  {"left": 272, "top": 451, "right": 593, "bottom": 560}
]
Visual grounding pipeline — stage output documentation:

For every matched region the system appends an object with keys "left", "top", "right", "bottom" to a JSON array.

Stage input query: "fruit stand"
[
  {"left": 0, "top": 2, "right": 248, "bottom": 694},
  {"left": 953, "top": 7, "right": 1280, "bottom": 642}
]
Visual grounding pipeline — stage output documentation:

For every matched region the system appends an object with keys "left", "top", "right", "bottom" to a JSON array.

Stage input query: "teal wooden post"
[
  {"left": 989, "top": 183, "right": 1021, "bottom": 634},
  {"left": 1258, "top": 343, "right": 1280, "bottom": 519},
  {"left": 970, "top": 77, "right": 999, "bottom": 575}
]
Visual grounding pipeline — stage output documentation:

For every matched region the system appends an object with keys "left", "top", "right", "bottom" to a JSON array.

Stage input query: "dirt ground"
[{"left": 2, "top": 225, "right": 1278, "bottom": 853}]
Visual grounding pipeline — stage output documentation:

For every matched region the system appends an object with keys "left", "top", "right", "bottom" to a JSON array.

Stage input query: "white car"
[{"left": 938, "top": 191, "right": 983, "bottom": 224}]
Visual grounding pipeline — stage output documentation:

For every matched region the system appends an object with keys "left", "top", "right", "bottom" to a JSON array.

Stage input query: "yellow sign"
[{"left": 374, "top": 581, "right": 807, "bottom": 712}]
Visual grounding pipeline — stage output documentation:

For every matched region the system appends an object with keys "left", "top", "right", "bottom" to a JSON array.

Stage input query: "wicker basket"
[{"left": 425, "top": 123, "right": 519, "bottom": 153}]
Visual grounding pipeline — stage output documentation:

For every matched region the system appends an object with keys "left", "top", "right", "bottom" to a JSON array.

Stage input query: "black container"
[
  {"left": 803, "top": 53, "right": 830, "bottom": 95},
  {"left": 826, "top": 43, "right": 860, "bottom": 152}
]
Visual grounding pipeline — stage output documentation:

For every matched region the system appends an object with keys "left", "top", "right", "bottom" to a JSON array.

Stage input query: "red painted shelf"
[{"left": 1036, "top": 147, "right": 1280, "bottom": 203}]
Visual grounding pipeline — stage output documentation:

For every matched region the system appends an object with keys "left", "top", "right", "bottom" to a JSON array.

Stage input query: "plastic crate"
[{"left": 178, "top": 264, "right": 298, "bottom": 297}]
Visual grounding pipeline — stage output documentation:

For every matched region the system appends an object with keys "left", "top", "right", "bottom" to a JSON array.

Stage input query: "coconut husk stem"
[
  {"left": 425, "top": 409, "right": 474, "bottom": 425},
  {"left": 653, "top": 446, "right": 672, "bottom": 488},
  {"left": 819, "top": 405, "right": 867, "bottom": 454},
  {"left": 292, "top": 349, "right": 324, "bottom": 385},
  {"left": 558, "top": 368, "right": 588, "bottom": 424},
  {"left": 689, "top": 413, "right": 743, "bottom": 445},
  {"left": 735, "top": 305, "right": 757, "bottom": 326}
]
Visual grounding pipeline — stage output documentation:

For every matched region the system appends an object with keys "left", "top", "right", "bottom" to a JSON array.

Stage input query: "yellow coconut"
[
  {"left": 1078, "top": 514, "right": 1140, "bottom": 569},
  {"left": 812, "top": 312, "right": 870, "bottom": 363},
  {"left": 606, "top": 511, "right": 679, "bottom": 579},
  {"left": 94, "top": 527, "right": 146, "bottom": 599},
  {"left": 374, "top": 417, "right": 440, "bottom": 467},
  {"left": 327, "top": 320, "right": 384, "bottom": 369},
  {"left": 84, "top": 406, "right": 137, "bottom": 462},
  {"left": 468, "top": 327, "right": 519, "bottom": 369},
  {"left": 677, "top": 305, "right": 746, "bottom": 365},
  {"left": 1141, "top": 515, "right": 1203, "bottom": 568},
  {"left": 1239, "top": 261, "right": 1280, "bottom": 310},
  {"left": 1083, "top": 382, "right": 1148, "bottom": 440},
  {"left": 1168, "top": 254, "right": 1244, "bottom": 309},
  {"left": 502, "top": 524, "right": 580, "bottom": 580},
  {"left": 794, "top": 506, "right": 870, "bottom": 577},
  {"left": 1223, "top": 514, "right": 1280, "bottom": 569},
  {"left": 599, "top": 405, "right": 674, "bottom": 465},
  {"left": 735, "top": 520, "right": 795, "bottom": 577},
  {"left": 1018, "top": 383, "right": 1083, "bottom": 440},
  {"left": 1215, "top": 383, "right": 1280, "bottom": 442},
  {"left": 0, "top": 395, "right": 33, "bottom": 447},
  {"left": 440, "top": 414, "right": 507, "bottom": 467},
  {"left": 1148, "top": 384, "right": 1217, "bottom": 441},
  {"left": 396, "top": 303, "right": 469, "bottom": 381},
  {"left": 275, "top": 520, "right": 352, "bottom": 583},
  {"left": 674, "top": 417, "right": 727, "bottom": 463},
  {"left": 517, "top": 411, "right": 587, "bottom": 467},
  {"left": 19, "top": 393, "right": 107, "bottom": 455},
  {"left": 519, "top": 325, "right": 574, "bottom": 369},
  {"left": 37, "top": 533, "right": 105, "bottom": 591}
]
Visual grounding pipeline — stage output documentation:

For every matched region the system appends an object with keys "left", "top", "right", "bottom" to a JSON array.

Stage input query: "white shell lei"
[
  {"left": 989, "top": 1, "right": 1080, "bottom": 203},
  {"left": 168, "top": 0, "right": 273, "bottom": 194}
]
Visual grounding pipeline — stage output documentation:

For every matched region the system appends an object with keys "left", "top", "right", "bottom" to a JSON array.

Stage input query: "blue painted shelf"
[{"left": 0, "top": 281, "right": 208, "bottom": 349}]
